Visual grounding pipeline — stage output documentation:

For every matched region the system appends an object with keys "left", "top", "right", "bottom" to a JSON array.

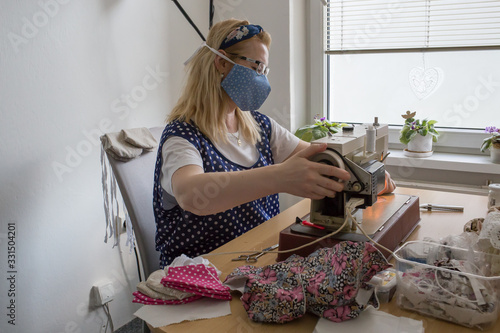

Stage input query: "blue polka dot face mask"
[
  {"left": 204, "top": 43, "right": 271, "bottom": 111},
  {"left": 221, "top": 61, "right": 271, "bottom": 111}
]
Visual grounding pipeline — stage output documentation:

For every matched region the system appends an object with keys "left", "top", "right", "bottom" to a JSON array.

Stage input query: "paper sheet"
[
  {"left": 133, "top": 298, "right": 231, "bottom": 328},
  {"left": 313, "top": 306, "right": 424, "bottom": 333}
]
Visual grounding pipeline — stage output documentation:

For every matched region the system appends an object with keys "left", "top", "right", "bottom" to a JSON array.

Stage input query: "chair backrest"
[{"left": 105, "top": 127, "right": 163, "bottom": 279}]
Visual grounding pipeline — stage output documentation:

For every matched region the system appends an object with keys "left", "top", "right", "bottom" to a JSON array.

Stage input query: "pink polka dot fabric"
[
  {"left": 161, "top": 264, "right": 232, "bottom": 300},
  {"left": 132, "top": 264, "right": 232, "bottom": 305}
]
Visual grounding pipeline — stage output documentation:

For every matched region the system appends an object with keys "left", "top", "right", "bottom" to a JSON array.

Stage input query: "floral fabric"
[{"left": 224, "top": 241, "right": 391, "bottom": 324}]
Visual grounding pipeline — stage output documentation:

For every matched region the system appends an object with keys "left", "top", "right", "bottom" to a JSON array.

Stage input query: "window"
[{"left": 324, "top": 0, "right": 500, "bottom": 130}]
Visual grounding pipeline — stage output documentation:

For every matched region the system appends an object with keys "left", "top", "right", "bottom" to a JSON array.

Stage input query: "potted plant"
[
  {"left": 481, "top": 126, "right": 500, "bottom": 164},
  {"left": 294, "top": 115, "right": 347, "bottom": 142},
  {"left": 399, "top": 111, "right": 439, "bottom": 157}
]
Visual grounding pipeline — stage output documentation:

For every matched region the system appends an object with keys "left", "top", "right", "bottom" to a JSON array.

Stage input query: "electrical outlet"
[
  {"left": 91, "top": 281, "right": 114, "bottom": 306},
  {"left": 114, "top": 216, "right": 127, "bottom": 234}
]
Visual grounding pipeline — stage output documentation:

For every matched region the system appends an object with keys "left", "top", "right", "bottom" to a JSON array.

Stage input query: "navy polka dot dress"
[{"left": 153, "top": 111, "right": 280, "bottom": 267}]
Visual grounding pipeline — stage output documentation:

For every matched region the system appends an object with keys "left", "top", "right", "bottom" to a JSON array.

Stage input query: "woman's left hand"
[{"left": 378, "top": 171, "right": 396, "bottom": 195}]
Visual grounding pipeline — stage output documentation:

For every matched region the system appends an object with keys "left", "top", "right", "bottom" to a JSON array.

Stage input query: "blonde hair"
[{"left": 167, "top": 19, "right": 272, "bottom": 145}]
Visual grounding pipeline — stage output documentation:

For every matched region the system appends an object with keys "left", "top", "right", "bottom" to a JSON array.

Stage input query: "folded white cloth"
[
  {"left": 122, "top": 127, "right": 157, "bottom": 150},
  {"left": 313, "top": 306, "right": 424, "bottom": 333},
  {"left": 134, "top": 297, "right": 231, "bottom": 328},
  {"left": 137, "top": 281, "right": 180, "bottom": 301},
  {"left": 100, "top": 127, "right": 157, "bottom": 161},
  {"left": 101, "top": 132, "right": 142, "bottom": 161}
]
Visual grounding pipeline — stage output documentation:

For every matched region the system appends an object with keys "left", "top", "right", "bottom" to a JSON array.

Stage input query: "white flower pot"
[
  {"left": 491, "top": 147, "right": 500, "bottom": 164},
  {"left": 407, "top": 134, "right": 433, "bottom": 153}
]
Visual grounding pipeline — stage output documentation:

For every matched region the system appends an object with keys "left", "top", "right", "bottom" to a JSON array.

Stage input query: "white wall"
[
  {"left": 0, "top": 0, "right": 205, "bottom": 332},
  {"left": 0, "top": 0, "right": 305, "bottom": 331},
  {"left": 290, "top": 0, "right": 308, "bottom": 138}
]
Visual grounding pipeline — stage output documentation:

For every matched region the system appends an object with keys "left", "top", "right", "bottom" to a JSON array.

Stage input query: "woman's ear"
[{"left": 214, "top": 50, "right": 231, "bottom": 75}]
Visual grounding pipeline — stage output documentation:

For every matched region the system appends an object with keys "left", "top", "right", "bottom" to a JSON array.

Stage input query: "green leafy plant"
[
  {"left": 480, "top": 126, "right": 500, "bottom": 152},
  {"left": 399, "top": 111, "right": 439, "bottom": 145},
  {"left": 294, "top": 116, "right": 347, "bottom": 142}
]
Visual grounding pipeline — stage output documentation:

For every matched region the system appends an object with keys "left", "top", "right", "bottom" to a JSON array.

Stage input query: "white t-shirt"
[{"left": 160, "top": 117, "right": 300, "bottom": 209}]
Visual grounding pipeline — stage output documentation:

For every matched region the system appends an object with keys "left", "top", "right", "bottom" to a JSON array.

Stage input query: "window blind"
[{"left": 326, "top": 0, "right": 500, "bottom": 53}]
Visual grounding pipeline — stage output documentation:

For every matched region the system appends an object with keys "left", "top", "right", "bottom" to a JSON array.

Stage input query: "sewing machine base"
[{"left": 277, "top": 194, "right": 420, "bottom": 261}]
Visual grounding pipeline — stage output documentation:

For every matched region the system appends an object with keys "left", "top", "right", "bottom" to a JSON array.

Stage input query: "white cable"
[
  {"left": 102, "top": 304, "right": 109, "bottom": 333},
  {"left": 203, "top": 195, "right": 398, "bottom": 262},
  {"left": 203, "top": 197, "right": 366, "bottom": 258},
  {"left": 102, "top": 303, "right": 114, "bottom": 333},
  {"left": 349, "top": 210, "right": 394, "bottom": 256}
]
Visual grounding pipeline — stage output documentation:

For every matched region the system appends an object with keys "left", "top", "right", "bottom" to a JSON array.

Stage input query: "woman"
[{"left": 153, "top": 19, "right": 350, "bottom": 267}]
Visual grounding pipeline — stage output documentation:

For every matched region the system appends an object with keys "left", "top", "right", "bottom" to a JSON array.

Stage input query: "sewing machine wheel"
[
  {"left": 310, "top": 149, "right": 346, "bottom": 181},
  {"left": 309, "top": 149, "right": 349, "bottom": 229}
]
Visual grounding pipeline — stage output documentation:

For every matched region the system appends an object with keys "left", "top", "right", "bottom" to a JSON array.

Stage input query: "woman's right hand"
[{"left": 276, "top": 143, "right": 351, "bottom": 200}]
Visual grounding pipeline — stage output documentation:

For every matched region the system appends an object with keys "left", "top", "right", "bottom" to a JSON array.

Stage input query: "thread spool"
[
  {"left": 366, "top": 124, "right": 376, "bottom": 153},
  {"left": 488, "top": 183, "right": 500, "bottom": 208}
]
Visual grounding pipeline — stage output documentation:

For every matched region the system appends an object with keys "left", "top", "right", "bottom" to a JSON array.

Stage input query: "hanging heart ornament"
[{"left": 409, "top": 67, "right": 444, "bottom": 100}]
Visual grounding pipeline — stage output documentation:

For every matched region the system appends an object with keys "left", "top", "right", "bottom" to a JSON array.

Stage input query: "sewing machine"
[{"left": 277, "top": 121, "right": 421, "bottom": 260}]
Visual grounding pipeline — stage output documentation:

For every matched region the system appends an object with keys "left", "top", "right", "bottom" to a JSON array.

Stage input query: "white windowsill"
[
  {"left": 386, "top": 150, "right": 500, "bottom": 175},
  {"left": 385, "top": 150, "right": 500, "bottom": 195}
]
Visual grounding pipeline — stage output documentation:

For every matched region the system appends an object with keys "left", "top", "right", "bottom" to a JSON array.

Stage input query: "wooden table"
[{"left": 151, "top": 187, "right": 498, "bottom": 332}]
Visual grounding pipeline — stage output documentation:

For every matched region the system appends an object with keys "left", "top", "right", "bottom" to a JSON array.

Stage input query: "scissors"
[{"left": 232, "top": 244, "right": 279, "bottom": 263}]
